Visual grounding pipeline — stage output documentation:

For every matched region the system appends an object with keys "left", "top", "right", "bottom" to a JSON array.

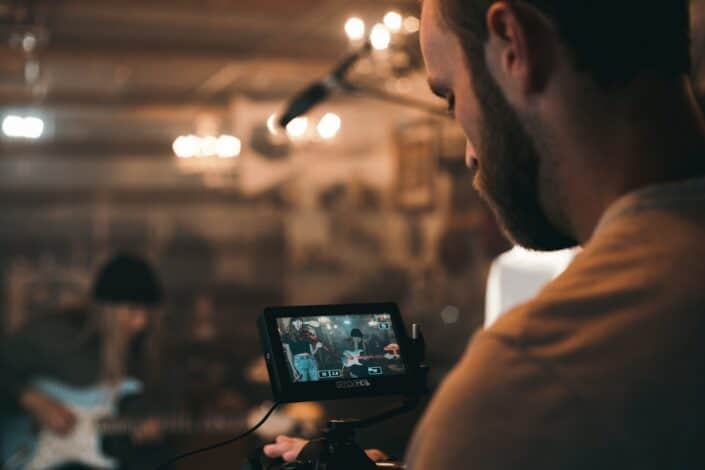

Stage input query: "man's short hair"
[{"left": 438, "top": 0, "right": 691, "bottom": 88}]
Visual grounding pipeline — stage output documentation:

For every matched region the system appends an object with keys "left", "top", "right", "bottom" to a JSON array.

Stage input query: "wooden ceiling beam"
[
  {"left": 0, "top": 90, "right": 229, "bottom": 111},
  {"left": 0, "top": 138, "right": 173, "bottom": 159}
]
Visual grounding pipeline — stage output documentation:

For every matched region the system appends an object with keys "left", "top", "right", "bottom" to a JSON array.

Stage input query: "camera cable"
[{"left": 155, "top": 401, "right": 280, "bottom": 469}]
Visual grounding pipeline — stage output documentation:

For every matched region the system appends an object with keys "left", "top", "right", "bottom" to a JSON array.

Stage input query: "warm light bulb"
[
  {"left": 370, "top": 23, "right": 391, "bottom": 50},
  {"left": 2, "top": 115, "right": 44, "bottom": 139},
  {"left": 344, "top": 17, "right": 366, "bottom": 41},
  {"left": 317, "top": 113, "right": 341, "bottom": 140},
  {"left": 403, "top": 16, "right": 420, "bottom": 34},
  {"left": 286, "top": 117, "right": 309, "bottom": 139},
  {"left": 2, "top": 116, "right": 24, "bottom": 138},
  {"left": 199, "top": 135, "right": 218, "bottom": 157},
  {"left": 173, "top": 135, "right": 200, "bottom": 158},
  {"left": 216, "top": 135, "right": 241, "bottom": 158},
  {"left": 266, "top": 113, "right": 281, "bottom": 135},
  {"left": 23, "top": 117, "right": 44, "bottom": 139},
  {"left": 383, "top": 11, "right": 402, "bottom": 33}
]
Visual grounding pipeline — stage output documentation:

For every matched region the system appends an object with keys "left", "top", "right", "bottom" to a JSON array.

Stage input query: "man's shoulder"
[
  {"left": 492, "top": 189, "right": 705, "bottom": 339},
  {"left": 485, "top": 202, "right": 705, "bottom": 409}
]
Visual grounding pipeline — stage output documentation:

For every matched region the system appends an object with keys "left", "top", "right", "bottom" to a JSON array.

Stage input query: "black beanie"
[
  {"left": 92, "top": 254, "right": 163, "bottom": 306},
  {"left": 350, "top": 328, "right": 363, "bottom": 338}
]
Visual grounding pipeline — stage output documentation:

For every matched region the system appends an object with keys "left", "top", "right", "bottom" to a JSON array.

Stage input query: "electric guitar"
[
  {"left": 1, "top": 377, "right": 145, "bottom": 469},
  {"left": 0, "top": 378, "right": 294, "bottom": 470},
  {"left": 342, "top": 344, "right": 401, "bottom": 368}
]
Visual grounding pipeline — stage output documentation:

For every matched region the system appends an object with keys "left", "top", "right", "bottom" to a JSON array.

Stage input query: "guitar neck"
[
  {"left": 348, "top": 354, "right": 388, "bottom": 360},
  {"left": 98, "top": 415, "right": 247, "bottom": 435}
]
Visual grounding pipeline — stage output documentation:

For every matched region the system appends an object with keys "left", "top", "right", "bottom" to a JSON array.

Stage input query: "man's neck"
[{"left": 551, "top": 77, "right": 705, "bottom": 244}]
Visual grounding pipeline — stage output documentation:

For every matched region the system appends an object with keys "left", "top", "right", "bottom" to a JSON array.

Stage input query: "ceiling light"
[
  {"left": 370, "top": 23, "right": 391, "bottom": 50},
  {"left": 383, "top": 11, "right": 403, "bottom": 33},
  {"left": 173, "top": 135, "right": 200, "bottom": 158},
  {"left": 317, "top": 113, "right": 341, "bottom": 139},
  {"left": 286, "top": 117, "right": 308, "bottom": 139},
  {"left": 2, "top": 115, "right": 44, "bottom": 139},
  {"left": 403, "top": 16, "right": 420, "bottom": 34},
  {"left": 199, "top": 135, "right": 218, "bottom": 157},
  {"left": 344, "top": 17, "right": 366, "bottom": 41},
  {"left": 216, "top": 135, "right": 241, "bottom": 158},
  {"left": 267, "top": 113, "right": 284, "bottom": 136}
]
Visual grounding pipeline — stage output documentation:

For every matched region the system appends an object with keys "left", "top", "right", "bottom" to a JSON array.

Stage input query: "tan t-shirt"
[{"left": 407, "top": 177, "right": 705, "bottom": 469}]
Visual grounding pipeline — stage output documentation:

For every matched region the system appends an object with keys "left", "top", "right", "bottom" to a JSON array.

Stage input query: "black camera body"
[{"left": 258, "top": 303, "right": 420, "bottom": 404}]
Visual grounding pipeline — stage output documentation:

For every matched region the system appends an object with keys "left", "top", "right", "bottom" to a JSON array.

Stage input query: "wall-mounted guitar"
[{"left": 0, "top": 377, "right": 299, "bottom": 470}]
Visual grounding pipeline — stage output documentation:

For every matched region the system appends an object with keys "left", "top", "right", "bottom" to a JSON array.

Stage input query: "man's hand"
[
  {"left": 264, "top": 435, "right": 308, "bottom": 462},
  {"left": 264, "top": 435, "right": 389, "bottom": 462},
  {"left": 20, "top": 389, "right": 76, "bottom": 436}
]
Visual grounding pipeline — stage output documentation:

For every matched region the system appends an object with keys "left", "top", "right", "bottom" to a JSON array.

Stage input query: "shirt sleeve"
[
  {"left": 405, "top": 332, "right": 595, "bottom": 470},
  {"left": 0, "top": 321, "right": 58, "bottom": 412}
]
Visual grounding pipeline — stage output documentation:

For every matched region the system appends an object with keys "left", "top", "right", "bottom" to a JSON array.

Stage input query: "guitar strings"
[{"left": 154, "top": 401, "right": 280, "bottom": 470}]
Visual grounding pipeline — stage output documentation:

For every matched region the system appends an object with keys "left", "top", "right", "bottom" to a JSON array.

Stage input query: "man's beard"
[{"left": 470, "top": 60, "right": 577, "bottom": 251}]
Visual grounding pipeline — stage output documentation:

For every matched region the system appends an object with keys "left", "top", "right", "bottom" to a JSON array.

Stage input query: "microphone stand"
[
  {"left": 339, "top": 80, "right": 449, "bottom": 118},
  {"left": 278, "top": 43, "right": 450, "bottom": 128}
]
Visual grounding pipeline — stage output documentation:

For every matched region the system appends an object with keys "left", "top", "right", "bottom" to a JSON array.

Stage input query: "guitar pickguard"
[{"left": 0, "top": 377, "right": 143, "bottom": 470}]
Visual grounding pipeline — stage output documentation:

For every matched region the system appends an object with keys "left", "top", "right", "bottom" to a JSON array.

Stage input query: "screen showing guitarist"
[
  {"left": 277, "top": 314, "right": 404, "bottom": 384},
  {"left": 0, "top": 253, "right": 165, "bottom": 470},
  {"left": 343, "top": 328, "right": 368, "bottom": 378}
]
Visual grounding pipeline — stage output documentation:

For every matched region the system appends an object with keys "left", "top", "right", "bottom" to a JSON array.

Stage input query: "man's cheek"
[{"left": 458, "top": 113, "right": 482, "bottom": 161}]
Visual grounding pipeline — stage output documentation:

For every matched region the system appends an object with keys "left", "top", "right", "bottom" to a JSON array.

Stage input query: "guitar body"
[
  {"left": 342, "top": 349, "right": 366, "bottom": 367},
  {"left": 0, "top": 377, "right": 143, "bottom": 470}
]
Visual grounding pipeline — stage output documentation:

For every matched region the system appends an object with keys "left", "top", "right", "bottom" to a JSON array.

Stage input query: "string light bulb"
[
  {"left": 383, "top": 11, "right": 403, "bottom": 33},
  {"left": 216, "top": 135, "right": 241, "bottom": 158},
  {"left": 199, "top": 136, "right": 218, "bottom": 157},
  {"left": 317, "top": 113, "right": 341, "bottom": 140},
  {"left": 286, "top": 117, "right": 309, "bottom": 139},
  {"left": 344, "top": 17, "right": 366, "bottom": 41},
  {"left": 403, "top": 16, "right": 420, "bottom": 34},
  {"left": 2, "top": 115, "right": 45, "bottom": 139},
  {"left": 370, "top": 23, "right": 391, "bottom": 50}
]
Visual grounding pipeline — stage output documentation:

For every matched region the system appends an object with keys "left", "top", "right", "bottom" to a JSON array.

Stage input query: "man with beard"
[{"left": 264, "top": 1, "right": 705, "bottom": 468}]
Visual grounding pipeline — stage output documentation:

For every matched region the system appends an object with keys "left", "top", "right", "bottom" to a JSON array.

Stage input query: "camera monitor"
[{"left": 258, "top": 303, "right": 417, "bottom": 403}]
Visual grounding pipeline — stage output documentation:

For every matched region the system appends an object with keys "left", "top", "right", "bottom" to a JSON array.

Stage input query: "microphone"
[{"left": 278, "top": 43, "right": 371, "bottom": 128}]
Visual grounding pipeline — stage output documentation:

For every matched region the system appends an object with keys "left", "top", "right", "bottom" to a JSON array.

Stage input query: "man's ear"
[{"left": 484, "top": 1, "right": 556, "bottom": 98}]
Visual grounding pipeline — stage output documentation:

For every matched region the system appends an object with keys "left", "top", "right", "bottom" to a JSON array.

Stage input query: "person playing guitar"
[
  {"left": 341, "top": 329, "right": 402, "bottom": 378},
  {"left": 342, "top": 328, "right": 368, "bottom": 378},
  {"left": 0, "top": 253, "right": 166, "bottom": 469}
]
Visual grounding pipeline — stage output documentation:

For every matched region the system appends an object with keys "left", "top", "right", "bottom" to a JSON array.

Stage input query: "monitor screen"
[{"left": 276, "top": 313, "right": 406, "bottom": 384}]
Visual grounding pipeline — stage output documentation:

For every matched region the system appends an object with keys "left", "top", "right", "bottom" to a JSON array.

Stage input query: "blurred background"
[{"left": 1, "top": 0, "right": 704, "bottom": 468}]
